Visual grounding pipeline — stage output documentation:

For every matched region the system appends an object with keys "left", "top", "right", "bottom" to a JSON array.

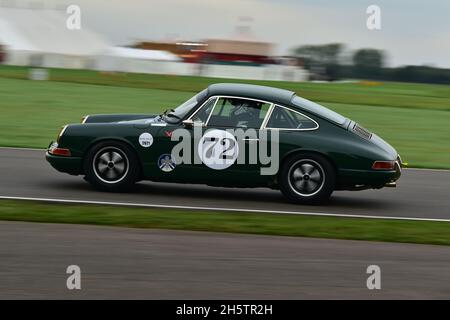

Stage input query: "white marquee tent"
[
  {"left": 94, "top": 46, "right": 184, "bottom": 74},
  {"left": 0, "top": 7, "right": 307, "bottom": 81},
  {"left": 0, "top": 7, "right": 110, "bottom": 68}
]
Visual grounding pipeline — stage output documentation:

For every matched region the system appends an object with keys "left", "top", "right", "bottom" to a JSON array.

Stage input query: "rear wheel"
[
  {"left": 279, "top": 153, "right": 335, "bottom": 204},
  {"left": 84, "top": 141, "right": 139, "bottom": 192}
]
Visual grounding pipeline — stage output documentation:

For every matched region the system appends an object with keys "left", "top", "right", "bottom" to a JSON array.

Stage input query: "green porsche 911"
[{"left": 46, "top": 83, "right": 402, "bottom": 204}]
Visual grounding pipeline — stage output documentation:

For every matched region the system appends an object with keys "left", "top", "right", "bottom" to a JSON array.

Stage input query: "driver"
[{"left": 229, "top": 99, "right": 261, "bottom": 128}]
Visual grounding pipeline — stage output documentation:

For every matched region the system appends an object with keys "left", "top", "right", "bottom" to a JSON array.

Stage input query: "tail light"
[
  {"left": 372, "top": 161, "right": 395, "bottom": 170},
  {"left": 50, "top": 148, "right": 72, "bottom": 157}
]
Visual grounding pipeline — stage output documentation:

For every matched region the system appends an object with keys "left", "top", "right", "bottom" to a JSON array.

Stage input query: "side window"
[
  {"left": 266, "top": 106, "right": 318, "bottom": 130},
  {"left": 207, "top": 97, "right": 271, "bottom": 129},
  {"left": 191, "top": 98, "right": 217, "bottom": 124}
]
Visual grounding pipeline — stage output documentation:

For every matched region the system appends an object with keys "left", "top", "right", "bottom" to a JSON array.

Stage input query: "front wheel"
[
  {"left": 84, "top": 141, "right": 139, "bottom": 192},
  {"left": 279, "top": 153, "right": 335, "bottom": 204}
]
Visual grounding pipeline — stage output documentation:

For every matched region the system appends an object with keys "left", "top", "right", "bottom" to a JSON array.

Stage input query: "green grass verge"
[
  {"left": 0, "top": 77, "right": 193, "bottom": 148},
  {"left": 1, "top": 199, "right": 450, "bottom": 246},
  {"left": 1, "top": 65, "right": 450, "bottom": 111},
  {"left": 0, "top": 75, "right": 449, "bottom": 168}
]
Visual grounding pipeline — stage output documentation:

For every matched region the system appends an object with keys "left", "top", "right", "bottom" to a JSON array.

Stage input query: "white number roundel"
[{"left": 198, "top": 130, "right": 239, "bottom": 170}]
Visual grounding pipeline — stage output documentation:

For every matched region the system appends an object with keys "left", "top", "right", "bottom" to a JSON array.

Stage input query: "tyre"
[
  {"left": 279, "top": 153, "right": 335, "bottom": 204},
  {"left": 84, "top": 141, "right": 139, "bottom": 192}
]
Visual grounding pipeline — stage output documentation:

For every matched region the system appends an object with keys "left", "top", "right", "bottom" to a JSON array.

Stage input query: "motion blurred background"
[{"left": 0, "top": 0, "right": 449, "bottom": 168}]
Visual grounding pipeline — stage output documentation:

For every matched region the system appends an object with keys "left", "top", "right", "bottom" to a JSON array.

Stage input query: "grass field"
[
  {"left": 2, "top": 199, "right": 450, "bottom": 246},
  {"left": 0, "top": 66, "right": 449, "bottom": 168},
  {"left": 2, "top": 65, "right": 450, "bottom": 111}
]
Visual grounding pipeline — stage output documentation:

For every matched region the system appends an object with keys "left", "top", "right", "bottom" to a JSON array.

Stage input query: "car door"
[
  {"left": 187, "top": 96, "right": 273, "bottom": 185},
  {"left": 158, "top": 96, "right": 217, "bottom": 183}
]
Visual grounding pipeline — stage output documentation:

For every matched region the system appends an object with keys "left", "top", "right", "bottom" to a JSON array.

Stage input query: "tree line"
[{"left": 293, "top": 43, "right": 450, "bottom": 85}]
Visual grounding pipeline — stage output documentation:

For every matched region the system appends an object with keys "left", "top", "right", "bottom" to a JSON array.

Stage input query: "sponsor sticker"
[
  {"left": 158, "top": 154, "right": 176, "bottom": 172},
  {"left": 164, "top": 130, "right": 173, "bottom": 138},
  {"left": 138, "top": 132, "right": 153, "bottom": 148}
]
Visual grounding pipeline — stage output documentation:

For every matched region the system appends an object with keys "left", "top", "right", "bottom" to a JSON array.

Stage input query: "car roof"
[{"left": 207, "top": 83, "right": 296, "bottom": 105}]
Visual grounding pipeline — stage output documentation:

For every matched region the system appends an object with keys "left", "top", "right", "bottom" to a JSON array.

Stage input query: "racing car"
[{"left": 46, "top": 83, "right": 401, "bottom": 204}]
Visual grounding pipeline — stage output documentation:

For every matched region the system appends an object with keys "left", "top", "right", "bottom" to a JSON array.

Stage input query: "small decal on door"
[
  {"left": 158, "top": 154, "right": 176, "bottom": 172},
  {"left": 138, "top": 132, "right": 154, "bottom": 148},
  {"left": 164, "top": 130, "right": 173, "bottom": 138}
]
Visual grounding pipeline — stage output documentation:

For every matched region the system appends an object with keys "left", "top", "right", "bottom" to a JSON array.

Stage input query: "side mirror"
[{"left": 182, "top": 119, "right": 194, "bottom": 129}]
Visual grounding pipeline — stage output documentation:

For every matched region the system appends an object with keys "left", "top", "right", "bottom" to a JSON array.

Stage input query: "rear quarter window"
[
  {"left": 266, "top": 105, "right": 318, "bottom": 130},
  {"left": 292, "top": 96, "right": 346, "bottom": 125}
]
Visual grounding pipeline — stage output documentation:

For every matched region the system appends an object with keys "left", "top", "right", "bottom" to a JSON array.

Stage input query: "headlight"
[{"left": 57, "top": 125, "right": 68, "bottom": 142}]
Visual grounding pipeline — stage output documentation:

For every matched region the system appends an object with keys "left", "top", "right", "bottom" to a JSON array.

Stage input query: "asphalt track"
[
  {"left": 0, "top": 148, "right": 449, "bottom": 220},
  {"left": 1, "top": 148, "right": 450, "bottom": 299},
  {"left": 1, "top": 221, "right": 450, "bottom": 299}
]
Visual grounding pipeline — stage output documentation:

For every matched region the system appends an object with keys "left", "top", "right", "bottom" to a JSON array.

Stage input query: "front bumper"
[{"left": 46, "top": 142, "right": 83, "bottom": 175}]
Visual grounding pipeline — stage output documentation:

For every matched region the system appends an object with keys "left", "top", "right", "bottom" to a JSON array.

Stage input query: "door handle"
[{"left": 242, "top": 138, "right": 259, "bottom": 141}]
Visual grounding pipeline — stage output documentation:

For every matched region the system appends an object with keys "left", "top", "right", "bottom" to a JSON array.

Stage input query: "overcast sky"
[{"left": 8, "top": 0, "right": 450, "bottom": 67}]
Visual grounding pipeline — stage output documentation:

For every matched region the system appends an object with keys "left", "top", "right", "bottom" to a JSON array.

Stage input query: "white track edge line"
[
  {"left": 1, "top": 195, "right": 449, "bottom": 223},
  {"left": 0, "top": 146, "right": 45, "bottom": 151}
]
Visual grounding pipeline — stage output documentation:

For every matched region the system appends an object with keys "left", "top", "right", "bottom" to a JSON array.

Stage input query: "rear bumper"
[
  {"left": 337, "top": 161, "right": 401, "bottom": 190},
  {"left": 46, "top": 142, "right": 82, "bottom": 175}
]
